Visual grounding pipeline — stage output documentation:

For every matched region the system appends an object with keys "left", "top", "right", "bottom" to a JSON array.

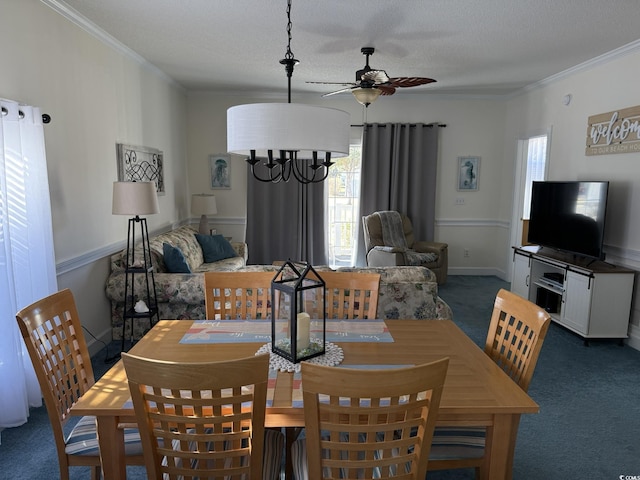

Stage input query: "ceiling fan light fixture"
[{"left": 352, "top": 87, "right": 382, "bottom": 107}]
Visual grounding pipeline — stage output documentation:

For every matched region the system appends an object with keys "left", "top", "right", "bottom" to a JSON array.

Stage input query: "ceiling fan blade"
[
  {"left": 387, "top": 77, "right": 437, "bottom": 88},
  {"left": 306, "top": 81, "right": 357, "bottom": 87},
  {"left": 377, "top": 85, "right": 396, "bottom": 96},
  {"left": 321, "top": 87, "right": 356, "bottom": 97}
]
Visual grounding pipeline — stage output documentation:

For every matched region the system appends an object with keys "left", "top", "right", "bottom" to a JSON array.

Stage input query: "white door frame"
[{"left": 508, "top": 127, "right": 552, "bottom": 279}]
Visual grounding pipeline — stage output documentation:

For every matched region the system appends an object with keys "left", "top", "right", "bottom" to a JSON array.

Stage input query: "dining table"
[{"left": 70, "top": 318, "right": 538, "bottom": 480}]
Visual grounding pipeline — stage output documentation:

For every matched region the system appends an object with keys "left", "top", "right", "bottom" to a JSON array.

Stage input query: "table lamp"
[{"left": 191, "top": 193, "right": 217, "bottom": 235}]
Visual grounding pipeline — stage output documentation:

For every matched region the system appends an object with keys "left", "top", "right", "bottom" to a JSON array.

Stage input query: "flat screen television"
[{"left": 527, "top": 181, "right": 609, "bottom": 260}]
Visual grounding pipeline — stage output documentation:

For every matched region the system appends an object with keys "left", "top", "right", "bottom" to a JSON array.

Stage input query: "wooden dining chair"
[
  {"left": 15, "top": 288, "right": 144, "bottom": 480},
  {"left": 320, "top": 271, "right": 381, "bottom": 319},
  {"left": 122, "top": 352, "right": 283, "bottom": 480},
  {"left": 428, "top": 288, "right": 552, "bottom": 478},
  {"left": 291, "top": 358, "right": 449, "bottom": 479},
  {"left": 204, "top": 271, "right": 274, "bottom": 320}
]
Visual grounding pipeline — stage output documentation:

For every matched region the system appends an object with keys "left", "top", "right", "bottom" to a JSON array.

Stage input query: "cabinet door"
[
  {"left": 561, "top": 270, "right": 592, "bottom": 335},
  {"left": 511, "top": 251, "right": 531, "bottom": 299}
]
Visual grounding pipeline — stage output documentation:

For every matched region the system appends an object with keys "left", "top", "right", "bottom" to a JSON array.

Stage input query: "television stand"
[{"left": 511, "top": 245, "right": 634, "bottom": 343}]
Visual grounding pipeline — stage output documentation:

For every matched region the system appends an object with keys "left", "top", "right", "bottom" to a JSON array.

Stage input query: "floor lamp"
[{"left": 112, "top": 181, "right": 160, "bottom": 351}]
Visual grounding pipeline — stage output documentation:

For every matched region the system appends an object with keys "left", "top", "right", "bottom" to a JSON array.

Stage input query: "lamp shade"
[
  {"left": 112, "top": 181, "right": 159, "bottom": 216},
  {"left": 191, "top": 194, "right": 217, "bottom": 216},
  {"left": 227, "top": 103, "right": 350, "bottom": 159}
]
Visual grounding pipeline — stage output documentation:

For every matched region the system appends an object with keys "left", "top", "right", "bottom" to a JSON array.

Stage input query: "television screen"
[{"left": 528, "top": 181, "right": 609, "bottom": 260}]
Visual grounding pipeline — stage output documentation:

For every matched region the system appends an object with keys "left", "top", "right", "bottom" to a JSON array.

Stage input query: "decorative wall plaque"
[
  {"left": 586, "top": 105, "right": 640, "bottom": 156},
  {"left": 116, "top": 143, "right": 164, "bottom": 194}
]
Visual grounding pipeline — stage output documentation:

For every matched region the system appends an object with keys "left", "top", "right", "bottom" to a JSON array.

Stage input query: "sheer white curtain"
[{"left": 0, "top": 99, "right": 57, "bottom": 437}]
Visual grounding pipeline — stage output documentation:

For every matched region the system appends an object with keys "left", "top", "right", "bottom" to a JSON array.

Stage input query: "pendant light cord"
[
  {"left": 285, "top": 0, "right": 294, "bottom": 62},
  {"left": 280, "top": 0, "right": 298, "bottom": 103}
]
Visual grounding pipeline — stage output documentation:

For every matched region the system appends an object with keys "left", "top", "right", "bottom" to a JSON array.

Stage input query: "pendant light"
[{"left": 226, "top": 0, "right": 350, "bottom": 184}]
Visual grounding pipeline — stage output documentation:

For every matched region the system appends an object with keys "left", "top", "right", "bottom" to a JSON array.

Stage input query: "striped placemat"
[{"left": 180, "top": 319, "right": 393, "bottom": 344}]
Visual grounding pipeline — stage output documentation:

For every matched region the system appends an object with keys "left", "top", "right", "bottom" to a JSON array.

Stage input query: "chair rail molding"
[
  {"left": 56, "top": 222, "right": 185, "bottom": 275},
  {"left": 436, "top": 218, "right": 510, "bottom": 229}
]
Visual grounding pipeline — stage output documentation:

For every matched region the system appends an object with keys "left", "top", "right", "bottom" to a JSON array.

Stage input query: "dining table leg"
[
  {"left": 95, "top": 416, "right": 127, "bottom": 480},
  {"left": 284, "top": 427, "right": 302, "bottom": 480},
  {"left": 481, "top": 413, "right": 521, "bottom": 480}
]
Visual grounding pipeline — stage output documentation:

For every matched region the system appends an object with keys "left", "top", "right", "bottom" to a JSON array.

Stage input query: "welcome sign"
[{"left": 586, "top": 105, "right": 640, "bottom": 156}]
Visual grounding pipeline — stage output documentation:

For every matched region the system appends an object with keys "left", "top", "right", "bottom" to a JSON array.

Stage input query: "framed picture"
[
  {"left": 209, "top": 154, "right": 231, "bottom": 189},
  {"left": 457, "top": 156, "right": 480, "bottom": 191},
  {"left": 116, "top": 143, "right": 164, "bottom": 194}
]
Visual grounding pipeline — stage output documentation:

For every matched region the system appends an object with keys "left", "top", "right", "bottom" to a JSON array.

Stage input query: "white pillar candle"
[{"left": 297, "top": 312, "right": 310, "bottom": 351}]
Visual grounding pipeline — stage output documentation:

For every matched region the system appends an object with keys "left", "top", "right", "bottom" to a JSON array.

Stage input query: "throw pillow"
[
  {"left": 162, "top": 242, "right": 192, "bottom": 273},
  {"left": 195, "top": 234, "right": 238, "bottom": 263}
]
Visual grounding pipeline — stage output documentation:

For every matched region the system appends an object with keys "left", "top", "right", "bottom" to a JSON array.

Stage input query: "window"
[
  {"left": 522, "top": 135, "right": 548, "bottom": 220},
  {"left": 326, "top": 146, "right": 362, "bottom": 267}
]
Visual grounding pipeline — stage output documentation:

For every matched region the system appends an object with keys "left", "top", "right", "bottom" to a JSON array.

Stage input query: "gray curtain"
[
  {"left": 245, "top": 167, "right": 327, "bottom": 265},
  {"left": 356, "top": 123, "right": 439, "bottom": 265}
]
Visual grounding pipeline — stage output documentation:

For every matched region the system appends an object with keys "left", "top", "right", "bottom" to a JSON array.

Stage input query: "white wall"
[
  {"left": 504, "top": 45, "right": 640, "bottom": 345},
  {"left": 187, "top": 91, "right": 510, "bottom": 274},
  {"left": 0, "top": 0, "right": 188, "bottom": 352}
]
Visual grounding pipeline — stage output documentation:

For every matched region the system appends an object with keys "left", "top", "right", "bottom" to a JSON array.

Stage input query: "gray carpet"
[
  {"left": 431, "top": 276, "right": 640, "bottom": 480},
  {"left": 1, "top": 275, "right": 639, "bottom": 479}
]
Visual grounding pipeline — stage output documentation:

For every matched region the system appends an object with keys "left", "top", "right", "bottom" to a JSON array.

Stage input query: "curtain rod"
[
  {"left": 350, "top": 122, "right": 446, "bottom": 128},
  {"left": 1, "top": 106, "right": 51, "bottom": 124}
]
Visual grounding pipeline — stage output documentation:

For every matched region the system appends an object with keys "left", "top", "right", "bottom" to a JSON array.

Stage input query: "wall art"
[
  {"left": 116, "top": 143, "right": 164, "bottom": 194},
  {"left": 210, "top": 154, "right": 231, "bottom": 189},
  {"left": 457, "top": 156, "right": 480, "bottom": 191}
]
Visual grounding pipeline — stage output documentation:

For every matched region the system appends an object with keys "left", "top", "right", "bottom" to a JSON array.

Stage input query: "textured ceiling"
[{"left": 53, "top": 0, "right": 640, "bottom": 97}]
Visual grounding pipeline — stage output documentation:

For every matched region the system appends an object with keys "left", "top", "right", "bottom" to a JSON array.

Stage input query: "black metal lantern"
[{"left": 271, "top": 261, "right": 326, "bottom": 363}]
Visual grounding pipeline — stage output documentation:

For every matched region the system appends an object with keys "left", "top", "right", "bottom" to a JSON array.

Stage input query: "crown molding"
[
  {"left": 41, "top": 0, "right": 184, "bottom": 91},
  {"left": 514, "top": 38, "right": 640, "bottom": 97}
]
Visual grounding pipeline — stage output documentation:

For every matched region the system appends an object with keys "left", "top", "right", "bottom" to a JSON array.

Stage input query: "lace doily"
[{"left": 256, "top": 340, "right": 344, "bottom": 373}]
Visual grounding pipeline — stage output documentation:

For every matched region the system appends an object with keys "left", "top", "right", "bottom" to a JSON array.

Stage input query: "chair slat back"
[
  {"left": 321, "top": 271, "right": 380, "bottom": 320},
  {"left": 16, "top": 288, "right": 95, "bottom": 427},
  {"left": 15, "top": 289, "right": 102, "bottom": 479},
  {"left": 204, "top": 272, "right": 274, "bottom": 320},
  {"left": 484, "top": 288, "right": 551, "bottom": 392},
  {"left": 122, "top": 352, "right": 269, "bottom": 480},
  {"left": 301, "top": 358, "right": 449, "bottom": 479}
]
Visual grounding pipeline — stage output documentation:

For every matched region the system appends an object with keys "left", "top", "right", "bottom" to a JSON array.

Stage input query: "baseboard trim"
[
  {"left": 626, "top": 324, "right": 640, "bottom": 351},
  {"left": 448, "top": 267, "right": 507, "bottom": 280},
  {"left": 84, "top": 326, "right": 116, "bottom": 357}
]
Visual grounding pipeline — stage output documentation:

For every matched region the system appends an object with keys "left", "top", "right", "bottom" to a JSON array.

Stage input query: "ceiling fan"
[{"left": 309, "top": 47, "right": 436, "bottom": 107}]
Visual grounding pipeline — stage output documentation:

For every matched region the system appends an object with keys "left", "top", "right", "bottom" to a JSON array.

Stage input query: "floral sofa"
[
  {"left": 105, "top": 225, "right": 248, "bottom": 339},
  {"left": 336, "top": 266, "right": 452, "bottom": 320},
  {"left": 235, "top": 264, "right": 452, "bottom": 321},
  {"left": 105, "top": 226, "right": 452, "bottom": 340}
]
